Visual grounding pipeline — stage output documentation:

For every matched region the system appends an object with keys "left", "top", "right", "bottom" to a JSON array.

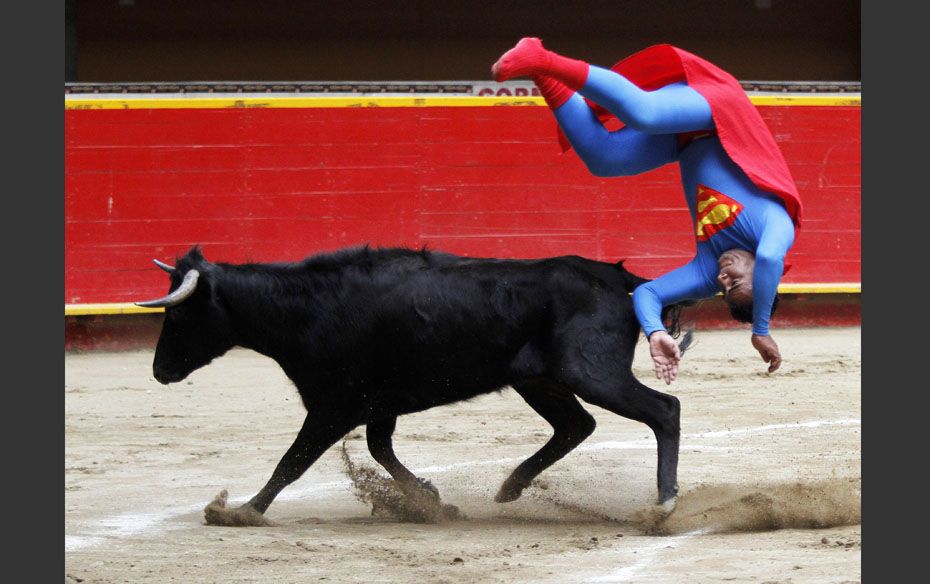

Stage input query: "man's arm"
[
  {"left": 750, "top": 209, "right": 796, "bottom": 372},
  {"left": 633, "top": 257, "right": 719, "bottom": 384}
]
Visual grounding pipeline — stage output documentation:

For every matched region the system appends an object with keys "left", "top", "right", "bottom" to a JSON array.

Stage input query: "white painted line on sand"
[
  {"left": 579, "top": 418, "right": 860, "bottom": 452},
  {"left": 588, "top": 529, "right": 711, "bottom": 583},
  {"left": 66, "top": 480, "right": 350, "bottom": 552},
  {"left": 688, "top": 418, "right": 861, "bottom": 439}
]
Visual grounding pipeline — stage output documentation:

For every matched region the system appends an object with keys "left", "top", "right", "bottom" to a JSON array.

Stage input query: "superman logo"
[{"left": 695, "top": 184, "right": 743, "bottom": 242}]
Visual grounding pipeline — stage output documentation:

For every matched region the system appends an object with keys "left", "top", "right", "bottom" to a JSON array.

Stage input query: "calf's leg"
[
  {"left": 366, "top": 417, "right": 437, "bottom": 495},
  {"left": 205, "top": 409, "right": 359, "bottom": 526},
  {"left": 564, "top": 374, "right": 681, "bottom": 505},
  {"left": 495, "top": 380, "right": 597, "bottom": 503},
  {"left": 363, "top": 415, "right": 463, "bottom": 522}
]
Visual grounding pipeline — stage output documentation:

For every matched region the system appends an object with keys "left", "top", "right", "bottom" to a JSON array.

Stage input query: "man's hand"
[
  {"left": 751, "top": 333, "right": 782, "bottom": 373},
  {"left": 649, "top": 331, "right": 681, "bottom": 385}
]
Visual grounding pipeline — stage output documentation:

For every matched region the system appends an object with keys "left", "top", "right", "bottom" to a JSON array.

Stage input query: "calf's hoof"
[
  {"left": 654, "top": 494, "right": 678, "bottom": 518},
  {"left": 415, "top": 478, "right": 441, "bottom": 499},
  {"left": 494, "top": 478, "right": 529, "bottom": 503},
  {"left": 203, "top": 490, "right": 274, "bottom": 527}
]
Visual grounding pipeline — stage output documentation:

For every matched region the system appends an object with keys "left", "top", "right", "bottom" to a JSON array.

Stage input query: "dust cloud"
[
  {"left": 340, "top": 442, "right": 464, "bottom": 523},
  {"left": 636, "top": 478, "right": 861, "bottom": 535}
]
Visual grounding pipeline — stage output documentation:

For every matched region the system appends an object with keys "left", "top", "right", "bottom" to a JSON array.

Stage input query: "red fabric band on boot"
[
  {"left": 533, "top": 75, "right": 574, "bottom": 110},
  {"left": 546, "top": 53, "right": 590, "bottom": 90}
]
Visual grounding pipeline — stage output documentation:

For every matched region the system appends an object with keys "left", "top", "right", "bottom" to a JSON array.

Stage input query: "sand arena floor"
[{"left": 65, "top": 327, "right": 860, "bottom": 583}]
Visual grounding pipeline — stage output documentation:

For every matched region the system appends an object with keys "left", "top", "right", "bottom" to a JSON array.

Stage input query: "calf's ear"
[{"left": 186, "top": 245, "right": 206, "bottom": 263}]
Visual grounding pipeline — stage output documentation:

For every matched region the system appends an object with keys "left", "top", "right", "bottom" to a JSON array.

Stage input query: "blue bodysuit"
[{"left": 554, "top": 66, "right": 796, "bottom": 337}]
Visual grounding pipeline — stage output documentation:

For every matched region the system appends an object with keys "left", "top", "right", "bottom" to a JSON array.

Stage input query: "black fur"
[{"left": 149, "top": 245, "right": 684, "bottom": 516}]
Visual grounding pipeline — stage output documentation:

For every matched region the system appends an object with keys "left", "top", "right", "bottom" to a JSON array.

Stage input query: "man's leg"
[
  {"left": 495, "top": 38, "right": 713, "bottom": 134},
  {"left": 535, "top": 75, "right": 678, "bottom": 177}
]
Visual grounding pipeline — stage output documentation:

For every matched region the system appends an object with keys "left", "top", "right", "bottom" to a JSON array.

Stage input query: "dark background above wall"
[{"left": 66, "top": 0, "right": 861, "bottom": 82}]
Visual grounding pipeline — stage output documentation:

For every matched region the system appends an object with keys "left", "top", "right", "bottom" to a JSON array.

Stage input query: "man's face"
[{"left": 717, "top": 249, "right": 755, "bottom": 306}]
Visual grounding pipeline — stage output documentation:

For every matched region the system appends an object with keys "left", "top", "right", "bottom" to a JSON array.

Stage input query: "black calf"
[{"left": 137, "top": 245, "right": 685, "bottom": 521}]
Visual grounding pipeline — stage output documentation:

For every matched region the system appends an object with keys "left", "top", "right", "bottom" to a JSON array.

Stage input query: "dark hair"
[
  {"left": 726, "top": 294, "right": 780, "bottom": 324},
  {"left": 661, "top": 300, "right": 696, "bottom": 338}
]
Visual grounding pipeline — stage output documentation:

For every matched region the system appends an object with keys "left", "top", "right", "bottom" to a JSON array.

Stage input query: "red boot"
[{"left": 492, "top": 37, "right": 589, "bottom": 90}]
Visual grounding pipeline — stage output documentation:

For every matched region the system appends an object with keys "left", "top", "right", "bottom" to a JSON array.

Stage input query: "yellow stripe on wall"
[
  {"left": 65, "top": 94, "right": 861, "bottom": 110},
  {"left": 777, "top": 283, "right": 861, "bottom": 294},
  {"left": 66, "top": 303, "right": 165, "bottom": 316}
]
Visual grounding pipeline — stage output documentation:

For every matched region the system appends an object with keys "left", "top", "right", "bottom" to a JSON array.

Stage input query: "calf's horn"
[
  {"left": 153, "top": 259, "right": 175, "bottom": 273},
  {"left": 135, "top": 269, "right": 200, "bottom": 308}
]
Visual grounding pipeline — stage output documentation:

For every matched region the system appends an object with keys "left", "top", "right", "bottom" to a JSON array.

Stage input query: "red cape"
[{"left": 557, "top": 44, "right": 802, "bottom": 231}]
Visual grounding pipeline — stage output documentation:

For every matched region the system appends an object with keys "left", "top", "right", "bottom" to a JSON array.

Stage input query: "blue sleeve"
[
  {"left": 554, "top": 93, "right": 679, "bottom": 177},
  {"left": 633, "top": 256, "right": 720, "bottom": 337},
  {"left": 751, "top": 210, "right": 796, "bottom": 336},
  {"left": 581, "top": 67, "right": 715, "bottom": 134}
]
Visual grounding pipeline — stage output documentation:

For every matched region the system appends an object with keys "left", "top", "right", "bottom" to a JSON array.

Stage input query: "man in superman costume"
[{"left": 492, "top": 39, "right": 801, "bottom": 384}]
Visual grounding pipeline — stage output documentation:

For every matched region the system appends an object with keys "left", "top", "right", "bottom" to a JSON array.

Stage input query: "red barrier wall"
[{"left": 65, "top": 99, "right": 859, "bottom": 305}]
